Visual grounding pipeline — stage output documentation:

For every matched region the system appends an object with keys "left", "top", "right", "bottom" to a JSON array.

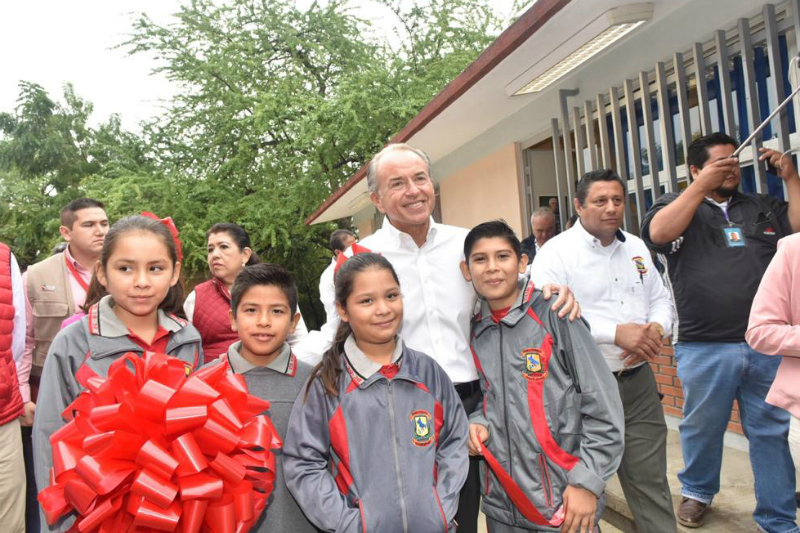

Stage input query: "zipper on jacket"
[
  {"left": 387, "top": 380, "right": 409, "bottom": 533},
  {"left": 538, "top": 455, "right": 553, "bottom": 507},
  {"left": 498, "top": 326, "right": 517, "bottom": 523}
]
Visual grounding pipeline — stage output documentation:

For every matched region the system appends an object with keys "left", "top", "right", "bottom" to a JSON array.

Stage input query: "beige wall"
[{"left": 439, "top": 143, "right": 524, "bottom": 236}]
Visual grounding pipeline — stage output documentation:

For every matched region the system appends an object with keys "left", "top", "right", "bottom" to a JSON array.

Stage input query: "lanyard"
[
  {"left": 718, "top": 202, "right": 733, "bottom": 225},
  {"left": 64, "top": 254, "right": 90, "bottom": 292}
]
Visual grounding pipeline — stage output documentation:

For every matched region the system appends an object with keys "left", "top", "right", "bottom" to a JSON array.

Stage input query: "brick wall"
[{"left": 652, "top": 342, "right": 743, "bottom": 435}]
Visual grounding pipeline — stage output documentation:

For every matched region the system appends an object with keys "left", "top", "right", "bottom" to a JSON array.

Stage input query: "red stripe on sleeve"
[{"left": 328, "top": 406, "right": 353, "bottom": 495}]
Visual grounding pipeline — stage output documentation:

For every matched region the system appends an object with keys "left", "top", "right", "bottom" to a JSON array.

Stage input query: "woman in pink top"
[{"left": 746, "top": 232, "right": 800, "bottom": 468}]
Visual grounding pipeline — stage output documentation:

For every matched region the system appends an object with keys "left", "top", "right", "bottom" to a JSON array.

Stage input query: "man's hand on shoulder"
[
  {"left": 615, "top": 323, "right": 661, "bottom": 365},
  {"left": 541, "top": 284, "right": 581, "bottom": 321}
]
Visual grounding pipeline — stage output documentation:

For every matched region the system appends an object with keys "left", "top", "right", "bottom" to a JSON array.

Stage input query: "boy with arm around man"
[{"left": 460, "top": 221, "right": 623, "bottom": 533}]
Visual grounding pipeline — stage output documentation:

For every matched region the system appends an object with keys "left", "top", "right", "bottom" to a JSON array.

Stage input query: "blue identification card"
[{"left": 723, "top": 226, "right": 746, "bottom": 247}]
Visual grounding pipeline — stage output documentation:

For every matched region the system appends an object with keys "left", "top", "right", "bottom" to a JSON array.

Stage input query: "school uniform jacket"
[
  {"left": 469, "top": 276, "right": 624, "bottom": 531},
  {"left": 283, "top": 336, "right": 469, "bottom": 533},
  {"left": 32, "top": 295, "right": 202, "bottom": 532}
]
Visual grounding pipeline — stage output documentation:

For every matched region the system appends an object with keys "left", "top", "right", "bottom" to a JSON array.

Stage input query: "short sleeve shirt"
[{"left": 641, "top": 190, "right": 791, "bottom": 343}]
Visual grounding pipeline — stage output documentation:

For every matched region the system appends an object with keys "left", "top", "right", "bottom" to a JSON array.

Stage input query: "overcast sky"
[{"left": 0, "top": 1, "right": 520, "bottom": 132}]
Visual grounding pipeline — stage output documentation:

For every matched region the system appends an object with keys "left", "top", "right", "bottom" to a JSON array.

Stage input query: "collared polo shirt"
[
  {"left": 226, "top": 341, "right": 297, "bottom": 376},
  {"left": 641, "top": 190, "right": 791, "bottom": 343},
  {"left": 343, "top": 334, "right": 404, "bottom": 382},
  {"left": 359, "top": 217, "right": 478, "bottom": 384},
  {"left": 531, "top": 220, "right": 673, "bottom": 372}
]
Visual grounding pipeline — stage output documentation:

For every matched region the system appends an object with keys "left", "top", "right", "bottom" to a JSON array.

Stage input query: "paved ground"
[
  {"left": 605, "top": 428, "right": 800, "bottom": 532},
  {"left": 478, "top": 427, "right": 799, "bottom": 532}
]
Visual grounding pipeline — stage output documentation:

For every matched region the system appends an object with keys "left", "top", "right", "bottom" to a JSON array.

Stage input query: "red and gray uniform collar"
[
  {"left": 343, "top": 334, "right": 403, "bottom": 385},
  {"left": 226, "top": 341, "right": 297, "bottom": 376},
  {"left": 88, "top": 294, "right": 187, "bottom": 337}
]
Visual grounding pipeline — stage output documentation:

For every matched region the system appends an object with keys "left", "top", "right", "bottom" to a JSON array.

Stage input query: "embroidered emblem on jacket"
[
  {"left": 410, "top": 410, "right": 434, "bottom": 447},
  {"left": 632, "top": 256, "right": 648, "bottom": 275},
  {"left": 41, "top": 285, "right": 56, "bottom": 292},
  {"left": 764, "top": 227, "right": 776, "bottom": 236},
  {"left": 522, "top": 348, "right": 546, "bottom": 381}
]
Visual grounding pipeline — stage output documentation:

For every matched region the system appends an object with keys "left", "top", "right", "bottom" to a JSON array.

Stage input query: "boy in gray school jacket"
[
  {"left": 208, "top": 264, "right": 317, "bottom": 532},
  {"left": 460, "top": 221, "right": 623, "bottom": 532}
]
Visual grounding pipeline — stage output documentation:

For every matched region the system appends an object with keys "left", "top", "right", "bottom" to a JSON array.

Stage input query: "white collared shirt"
[
  {"left": 358, "top": 217, "right": 478, "bottom": 383},
  {"left": 318, "top": 257, "right": 337, "bottom": 325},
  {"left": 531, "top": 220, "right": 673, "bottom": 372}
]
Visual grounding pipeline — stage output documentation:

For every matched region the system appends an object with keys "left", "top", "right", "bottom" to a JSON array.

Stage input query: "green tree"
[
  {"left": 122, "top": 0, "right": 500, "bottom": 326},
  {"left": 1, "top": 0, "right": 501, "bottom": 327},
  {"left": 0, "top": 82, "right": 148, "bottom": 266}
]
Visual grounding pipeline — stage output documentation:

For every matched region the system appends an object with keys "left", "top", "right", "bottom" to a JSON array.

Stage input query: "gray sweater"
[{"left": 218, "top": 341, "right": 317, "bottom": 533}]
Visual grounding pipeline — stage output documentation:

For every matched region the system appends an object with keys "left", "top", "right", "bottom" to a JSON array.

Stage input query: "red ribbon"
[
  {"left": 39, "top": 351, "right": 281, "bottom": 533},
  {"left": 141, "top": 212, "right": 184, "bottom": 262},
  {"left": 481, "top": 446, "right": 565, "bottom": 527},
  {"left": 333, "top": 242, "right": 373, "bottom": 278}
]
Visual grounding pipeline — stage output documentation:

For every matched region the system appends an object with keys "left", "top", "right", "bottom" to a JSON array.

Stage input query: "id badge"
[{"left": 722, "top": 225, "right": 746, "bottom": 248}]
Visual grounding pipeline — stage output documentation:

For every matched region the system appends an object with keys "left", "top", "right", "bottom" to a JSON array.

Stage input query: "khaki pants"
[
  {"left": 0, "top": 418, "right": 25, "bottom": 533},
  {"left": 615, "top": 365, "right": 677, "bottom": 533}
]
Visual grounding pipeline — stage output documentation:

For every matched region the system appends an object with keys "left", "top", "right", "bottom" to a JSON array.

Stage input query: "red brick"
[
  {"left": 653, "top": 356, "right": 673, "bottom": 366},
  {"left": 660, "top": 385, "right": 683, "bottom": 398},
  {"left": 675, "top": 398, "right": 684, "bottom": 408},
  {"left": 673, "top": 377, "right": 682, "bottom": 388},
  {"left": 659, "top": 365, "right": 677, "bottom": 376},
  {"left": 727, "top": 421, "right": 743, "bottom": 434},
  {"left": 660, "top": 345, "right": 674, "bottom": 356},
  {"left": 730, "top": 410, "right": 739, "bottom": 422},
  {"left": 660, "top": 395, "right": 675, "bottom": 406},
  {"left": 655, "top": 374, "right": 673, "bottom": 385},
  {"left": 663, "top": 405, "right": 683, "bottom": 418}
]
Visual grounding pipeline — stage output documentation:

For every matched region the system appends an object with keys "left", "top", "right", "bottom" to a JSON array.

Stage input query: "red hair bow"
[
  {"left": 334, "top": 242, "right": 372, "bottom": 278},
  {"left": 142, "top": 212, "right": 184, "bottom": 262}
]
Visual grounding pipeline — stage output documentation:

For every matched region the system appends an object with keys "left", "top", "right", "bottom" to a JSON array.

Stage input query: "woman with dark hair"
[{"left": 184, "top": 222, "right": 307, "bottom": 363}]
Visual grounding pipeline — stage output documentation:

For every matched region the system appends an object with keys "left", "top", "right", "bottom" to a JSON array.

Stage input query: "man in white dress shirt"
[
  {"left": 356, "top": 143, "right": 579, "bottom": 533},
  {"left": 318, "top": 229, "right": 355, "bottom": 324},
  {"left": 532, "top": 169, "right": 677, "bottom": 533}
]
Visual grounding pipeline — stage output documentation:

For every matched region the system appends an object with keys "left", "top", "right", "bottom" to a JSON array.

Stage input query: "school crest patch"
[
  {"left": 632, "top": 256, "right": 648, "bottom": 275},
  {"left": 522, "top": 348, "right": 546, "bottom": 381},
  {"left": 410, "top": 410, "right": 434, "bottom": 447}
]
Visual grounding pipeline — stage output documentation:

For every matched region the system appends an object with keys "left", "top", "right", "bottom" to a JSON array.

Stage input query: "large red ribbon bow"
[
  {"left": 141, "top": 212, "right": 184, "bottom": 262},
  {"left": 39, "top": 351, "right": 281, "bottom": 533}
]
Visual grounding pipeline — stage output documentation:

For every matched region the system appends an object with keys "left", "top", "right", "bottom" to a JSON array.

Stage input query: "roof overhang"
[
  {"left": 307, "top": 0, "right": 759, "bottom": 225},
  {"left": 306, "top": 0, "right": 574, "bottom": 224}
]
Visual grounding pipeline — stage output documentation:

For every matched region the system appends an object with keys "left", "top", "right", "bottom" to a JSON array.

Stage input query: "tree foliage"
[{"left": 0, "top": 0, "right": 501, "bottom": 327}]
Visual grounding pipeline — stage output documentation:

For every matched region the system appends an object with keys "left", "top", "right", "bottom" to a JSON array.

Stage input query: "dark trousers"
[
  {"left": 21, "top": 426, "right": 39, "bottom": 533},
  {"left": 455, "top": 382, "right": 481, "bottom": 533}
]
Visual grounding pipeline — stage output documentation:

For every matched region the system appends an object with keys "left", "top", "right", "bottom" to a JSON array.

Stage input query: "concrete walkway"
[
  {"left": 604, "top": 428, "right": 800, "bottom": 532},
  {"left": 479, "top": 427, "right": 798, "bottom": 532}
]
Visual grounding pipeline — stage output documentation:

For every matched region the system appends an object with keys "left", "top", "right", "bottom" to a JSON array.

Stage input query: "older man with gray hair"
[{"left": 520, "top": 207, "right": 557, "bottom": 264}]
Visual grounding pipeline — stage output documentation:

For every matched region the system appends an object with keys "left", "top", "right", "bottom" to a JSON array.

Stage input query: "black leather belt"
[
  {"left": 454, "top": 380, "right": 480, "bottom": 399},
  {"left": 613, "top": 364, "right": 645, "bottom": 379}
]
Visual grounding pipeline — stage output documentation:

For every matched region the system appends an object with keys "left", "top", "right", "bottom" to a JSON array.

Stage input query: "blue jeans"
[{"left": 675, "top": 342, "right": 798, "bottom": 533}]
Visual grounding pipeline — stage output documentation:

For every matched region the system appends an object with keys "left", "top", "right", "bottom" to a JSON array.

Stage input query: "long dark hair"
[
  {"left": 83, "top": 215, "right": 185, "bottom": 315},
  {"left": 306, "top": 253, "right": 400, "bottom": 398},
  {"left": 206, "top": 222, "right": 260, "bottom": 266}
]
